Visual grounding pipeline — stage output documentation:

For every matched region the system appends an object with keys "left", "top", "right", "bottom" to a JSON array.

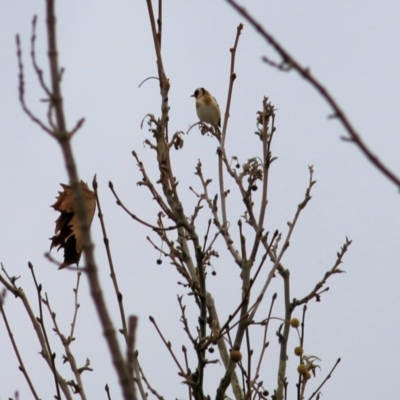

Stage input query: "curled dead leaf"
[{"left": 50, "top": 181, "right": 96, "bottom": 269}]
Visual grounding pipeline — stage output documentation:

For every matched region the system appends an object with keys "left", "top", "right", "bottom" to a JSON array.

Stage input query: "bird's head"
[{"left": 191, "top": 87, "right": 206, "bottom": 99}]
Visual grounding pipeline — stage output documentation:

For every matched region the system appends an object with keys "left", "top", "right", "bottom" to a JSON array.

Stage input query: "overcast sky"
[{"left": 1, "top": 1, "right": 400, "bottom": 399}]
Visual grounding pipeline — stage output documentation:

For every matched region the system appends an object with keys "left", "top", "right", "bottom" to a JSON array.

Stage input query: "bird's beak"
[{"left": 190, "top": 94, "right": 195, "bottom": 98}]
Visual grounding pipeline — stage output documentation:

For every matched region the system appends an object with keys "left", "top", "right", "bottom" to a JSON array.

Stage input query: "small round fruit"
[
  {"left": 230, "top": 349, "right": 242, "bottom": 362},
  {"left": 297, "top": 364, "right": 308, "bottom": 375},
  {"left": 290, "top": 318, "right": 300, "bottom": 328},
  {"left": 294, "top": 346, "right": 303, "bottom": 356}
]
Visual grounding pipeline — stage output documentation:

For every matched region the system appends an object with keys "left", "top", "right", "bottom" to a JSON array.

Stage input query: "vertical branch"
[
  {"left": 216, "top": 243, "right": 251, "bottom": 400},
  {"left": 275, "top": 268, "right": 291, "bottom": 400},
  {"left": 127, "top": 316, "right": 138, "bottom": 379},
  {"left": 255, "top": 102, "right": 275, "bottom": 254},
  {"left": 221, "top": 23, "right": 244, "bottom": 146},
  {"left": 245, "top": 327, "right": 252, "bottom": 398},
  {"left": 157, "top": 0, "right": 162, "bottom": 47},
  {"left": 248, "top": 99, "right": 275, "bottom": 265},
  {"left": 297, "top": 305, "right": 307, "bottom": 399},
  {"left": 146, "top": 0, "right": 166, "bottom": 84},
  {"left": 218, "top": 23, "right": 244, "bottom": 228},
  {"left": 43, "top": 1, "right": 135, "bottom": 399},
  {"left": 45, "top": 0, "right": 66, "bottom": 139},
  {"left": 206, "top": 294, "right": 244, "bottom": 400},
  {"left": 28, "top": 263, "right": 61, "bottom": 400},
  {"left": 145, "top": 2, "right": 209, "bottom": 399}
]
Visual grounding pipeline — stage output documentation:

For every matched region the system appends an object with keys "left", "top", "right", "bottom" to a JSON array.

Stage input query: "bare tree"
[{"left": 1, "top": 2, "right": 358, "bottom": 400}]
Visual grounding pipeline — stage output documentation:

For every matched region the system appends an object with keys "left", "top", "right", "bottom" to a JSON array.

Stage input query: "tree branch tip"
[
  {"left": 108, "top": 181, "right": 113, "bottom": 189},
  {"left": 341, "top": 136, "right": 353, "bottom": 142},
  {"left": 92, "top": 174, "right": 98, "bottom": 189},
  {"left": 149, "top": 315, "right": 155, "bottom": 323},
  {"left": 28, "top": 262, "right": 33, "bottom": 269},
  {"left": 138, "top": 75, "right": 160, "bottom": 88}
]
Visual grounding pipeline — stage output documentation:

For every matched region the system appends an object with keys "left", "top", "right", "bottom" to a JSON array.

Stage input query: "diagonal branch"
[{"left": 226, "top": 0, "right": 400, "bottom": 188}]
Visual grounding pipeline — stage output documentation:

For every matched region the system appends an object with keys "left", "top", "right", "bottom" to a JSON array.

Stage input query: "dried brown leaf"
[{"left": 50, "top": 181, "right": 96, "bottom": 269}]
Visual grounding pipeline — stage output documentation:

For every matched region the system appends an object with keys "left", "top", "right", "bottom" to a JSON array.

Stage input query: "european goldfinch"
[{"left": 191, "top": 87, "right": 221, "bottom": 128}]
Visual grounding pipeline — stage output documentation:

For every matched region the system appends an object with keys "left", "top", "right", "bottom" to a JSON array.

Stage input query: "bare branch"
[
  {"left": 43, "top": 292, "right": 88, "bottom": 399},
  {"left": 15, "top": 34, "right": 54, "bottom": 136},
  {"left": 226, "top": 0, "right": 400, "bottom": 188},
  {"left": 43, "top": 2, "right": 135, "bottom": 398},
  {"left": 218, "top": 23, "right": 244, "bottom": 230},
  {"left": 0, "top": 291, "right": 41, "bottom": 400},
  {"left": 148, "top": 316, "right": 186, "bottom": 376},
  {"left": 293, "top": 238, "right": 351, "bottom": 306},
  {"left": 108, "top": 180, "right": 179, "bottom": 232},
  {"left": 28, "top": 262, "right": 62, "bottom": 399},
  {"left": 307, "top": 358, "right": 341, "bottom": 400}
]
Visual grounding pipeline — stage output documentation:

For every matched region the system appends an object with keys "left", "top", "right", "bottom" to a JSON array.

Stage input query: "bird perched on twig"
[{"left": 191, "top": 87, "right": 221, "bottom": 128}]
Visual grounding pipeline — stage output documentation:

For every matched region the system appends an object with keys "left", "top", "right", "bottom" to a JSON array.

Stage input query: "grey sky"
[{"left": 1, "top": 1, "right": 399, "bottom": 399}]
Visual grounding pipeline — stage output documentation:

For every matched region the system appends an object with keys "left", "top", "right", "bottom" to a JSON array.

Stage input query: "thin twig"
[
  {"left": 218, "top": 23, "right": 244, "bottom": 230},
  {"left": 196, "top": 160, "right": 242, "bottom": 267},
  {"left": 15, "top": 34, "right": 54, "bottom": 136},
  {"left": 69, "top": 271, "right": 82, "bottom": 341},
  {"left": 293, "top": 238, "right": 351, "bottom": 306},
  {"left": 136, "top": 356, "right": 166, "bottom": 400},
  {"left": 127, "top": 316, "right": 138, "bottom": 381},
  {"left": 307, "top": 358, "right": 341, "bottom": 400},
  {"left": 93, "top": 176, "right": 146, "bottom": 400},
  {"left": 148, "top": 316, "right": 186, "bottom": 376},
  {"left": 297, "top": 305, "right": 308, "bottom": 400},
  {"left": 0, "top": 292, "right": 41, "bottom": 400},
  {"left": 109, "top": 180, "right": 179, "bottom": 232},
  {"left": 43, "top": 292, "right": 89, "bottom": 399},
  {"left": 182, "top": 346, "right": 193, "bottom": 400},
  {"left": 138, "top": 76, "right": 159, "bottom": 88},
  {"left": 250, "top": 166, "right": 316, "bottom": 321},
  {"left": 0, "top": 265, "right": 72, "bottom": 400},
  {"left": 30, "top": 15, "right": 51, "bottom": 97},
  {"left": 105, "top": 384, "right": 112, "bottom": 400},
  {"left": 28, "top": 262, "right": 62, "bottom": 400},
  {"left": 250, "top": 99, "right": 276, "bottom": 264},
  {"left": 252, "top": 293, "right": 276, "bottom": 383}
]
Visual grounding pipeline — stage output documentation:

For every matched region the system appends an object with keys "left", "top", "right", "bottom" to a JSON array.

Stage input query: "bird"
[{"left": 191, "top": 87, "right": 221, "bottom": 128}]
